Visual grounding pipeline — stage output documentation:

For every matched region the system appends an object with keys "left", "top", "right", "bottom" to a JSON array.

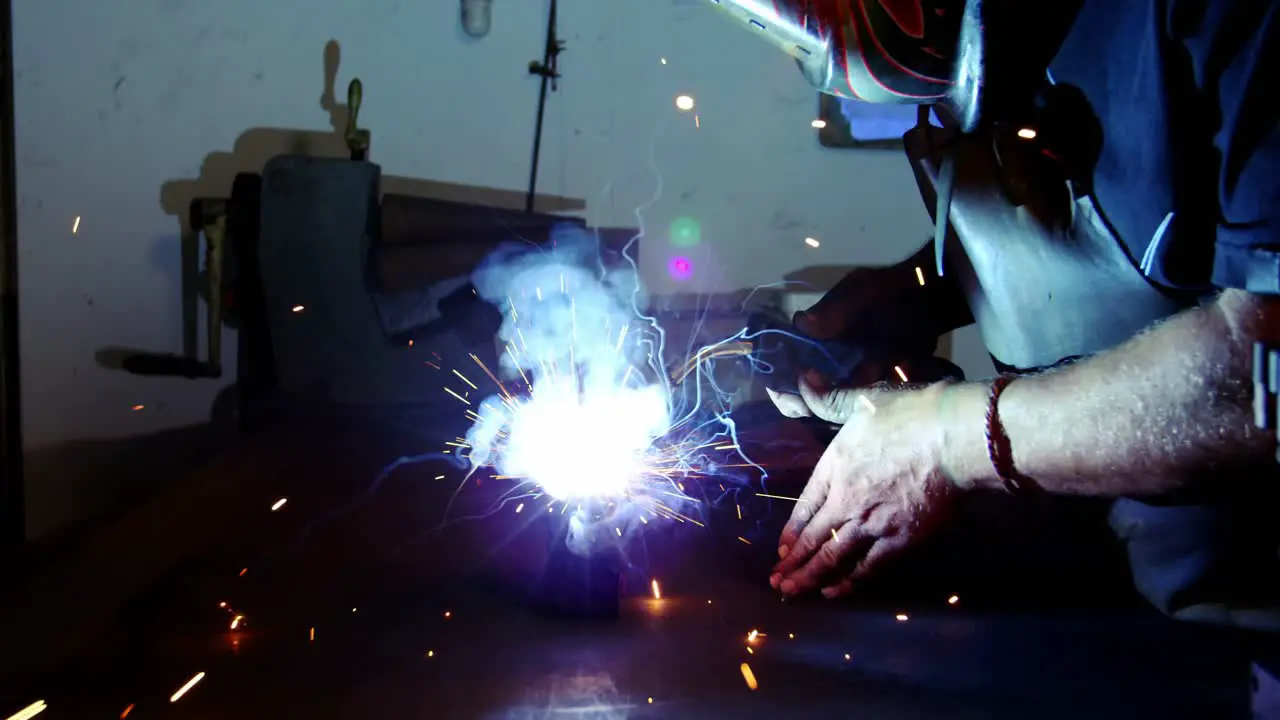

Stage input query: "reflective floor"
[{"left": 0, "top": 412, "right": 1256, "bottom": 719}]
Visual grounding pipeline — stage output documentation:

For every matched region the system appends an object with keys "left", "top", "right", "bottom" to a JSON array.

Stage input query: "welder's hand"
[
  {"left": 765, "top": 370, "right": 868, "bottom": 423},
  {"left": 768, "top": 382, "right": 962, "bottom": 599}
]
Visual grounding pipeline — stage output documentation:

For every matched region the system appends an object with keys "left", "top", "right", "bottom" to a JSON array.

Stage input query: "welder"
[{"left": 705, "top": 0, "right": 1280, "bottom": 713}]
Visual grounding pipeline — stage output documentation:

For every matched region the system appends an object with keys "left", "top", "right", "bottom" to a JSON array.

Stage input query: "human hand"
[{"left": 768, "top": 380, "right": 963, "bottom": 598}]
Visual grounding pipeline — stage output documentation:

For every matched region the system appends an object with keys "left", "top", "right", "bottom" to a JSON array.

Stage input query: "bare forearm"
[{"left": 941, "top": 290, "right": 1279, "bottom": 497}]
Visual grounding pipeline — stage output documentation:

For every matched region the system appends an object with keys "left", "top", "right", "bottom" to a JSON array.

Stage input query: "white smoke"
[{"left": 463, "top": 225, "right": 673, "bottom": 501}]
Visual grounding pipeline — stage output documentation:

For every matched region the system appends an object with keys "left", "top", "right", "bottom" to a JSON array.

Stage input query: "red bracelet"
[{"left": 985, "top": 375, "right": 1034, "bottom": 493}]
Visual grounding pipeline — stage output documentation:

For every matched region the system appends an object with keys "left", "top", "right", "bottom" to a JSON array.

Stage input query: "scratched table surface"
[{"left": 0, "top": 410, "right": 1254, "bottom": 719}]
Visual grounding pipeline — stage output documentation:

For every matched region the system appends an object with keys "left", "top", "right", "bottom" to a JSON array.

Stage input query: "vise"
[{"left": 120, "top": 79, "right": 634, "bottom": 421}]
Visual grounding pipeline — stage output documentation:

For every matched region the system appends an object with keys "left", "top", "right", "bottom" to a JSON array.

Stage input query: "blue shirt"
[{"left": 1048, "top": 0, "right": 1279, "bottom": 293}]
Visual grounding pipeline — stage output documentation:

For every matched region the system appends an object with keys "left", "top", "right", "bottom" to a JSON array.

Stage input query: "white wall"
[{"left": 11, "top": 0, "right": 986, "bottom": 539}]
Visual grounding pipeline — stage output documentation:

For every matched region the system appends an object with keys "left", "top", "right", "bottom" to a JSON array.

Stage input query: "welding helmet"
[
  {"left": 703, "top": 0, "right": 1071, "bottom": 133},
  {"left": 702, "top": 1, "right": 966, "bottom": 103}
]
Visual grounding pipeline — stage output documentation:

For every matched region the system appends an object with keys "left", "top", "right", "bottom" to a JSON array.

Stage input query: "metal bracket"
[{"left": 1252, "top": 342, "right": 1280, "bottom": 463}]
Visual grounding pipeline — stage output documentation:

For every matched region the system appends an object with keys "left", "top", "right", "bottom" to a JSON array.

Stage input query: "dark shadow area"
[{"left": 8, "top": 420, "right": 234, "bottom": 590}]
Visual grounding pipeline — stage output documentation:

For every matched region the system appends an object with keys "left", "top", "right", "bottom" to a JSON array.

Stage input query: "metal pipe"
[{"left": 0, "top": 0, "right": 24, "bottom": 551}]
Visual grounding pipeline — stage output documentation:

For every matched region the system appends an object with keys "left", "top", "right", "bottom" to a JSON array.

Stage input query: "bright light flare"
[
  {"left": 739, "top": 663, "right": 759, "bottom": 690},
  {"left": 5, "top": 701, "right": 47, "bottom": 720},
  {"left": 169, "top": 672, "right": 205, "bottom": 702},
  {"left": 675, "top": 94, "right": 695, "bottom": 111},
  {"left": 503, "top": 382, "right": 670, "bottom": 499}
]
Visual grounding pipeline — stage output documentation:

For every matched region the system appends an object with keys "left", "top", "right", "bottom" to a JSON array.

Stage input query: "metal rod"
[
  {"left": 0, "top": 0, "right": 25, "bottom": 551},
  {"left": 525, "top": 0, "right": 558, "bottom": 214}
]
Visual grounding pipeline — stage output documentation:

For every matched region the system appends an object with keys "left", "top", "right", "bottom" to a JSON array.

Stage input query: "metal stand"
[
  {"left": 1252, "top": 342, "right": 1280, "bottom": 463},
  {"left": 525, "top": 0, "right": 564, "bottom": 214}
]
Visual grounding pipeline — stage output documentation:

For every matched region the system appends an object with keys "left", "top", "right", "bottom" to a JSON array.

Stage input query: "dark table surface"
[{"left": 0, "top": 411, "right": 1256, "bottom": 719}]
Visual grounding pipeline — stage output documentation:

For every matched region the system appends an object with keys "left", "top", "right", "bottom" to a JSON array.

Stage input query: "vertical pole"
[
  {"left": 525, "top": 0, "right": 558, "bottom": 214},
  {"left": 0, "top": 0, "right": 25, "bottom": 552}
]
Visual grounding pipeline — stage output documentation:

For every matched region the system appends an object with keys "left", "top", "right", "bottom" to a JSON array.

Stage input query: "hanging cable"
[{"left": 525, "top": 0, "right": 564, "bottom": 214}]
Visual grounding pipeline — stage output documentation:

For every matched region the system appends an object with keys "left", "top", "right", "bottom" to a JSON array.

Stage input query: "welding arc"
[{"left": 670, "top": 341, "right": 753, "bottom": 385}]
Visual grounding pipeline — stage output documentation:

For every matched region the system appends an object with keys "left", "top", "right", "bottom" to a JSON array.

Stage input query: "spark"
[
  {"left": 270, "top": 497, "right": 287, "bottom": 511},
  {"left": 858, "top": 395, "right": 876, "bottom": 413},
  {"left": 948, "top": 595, "right": 959, "bottom": 605},
  {"left": 238, "top": 568, "right": 247, "bottom": 577},
  {"left": 310, "top": 627, "right": 315, "bottom": 641},
  {"left": 119, "top": 704, "right": 134, "bottom": 719},
  {"left": 452, "top": 369, "right": 478, "bottom": 389},
  {"left": 755, "top": 493, "right": 801, "bottom": 502},
  {"left": 406, "top": 199, "right": 767, "bottom": 581},
  {"left": 5, "top": 701, "right": 47, "bottom": 720},
  {"left": 739, "top": 663, "right": 759, "bottom": 690},
  {"left": 1017, "top": 127, "right": 1038, "bottom": 139},
  {"left": 811, "top": 119, "right": 827, "bottom": 129},
  {"left": 426, "top": 650, "right": 435, "bottom": 658},
  {"left": 830, "top": 529, "right": 838, "bottom": 543},
  {"left": 230, "top": 615, "right": 243, "bottom": 630},
  {"left": 131, "top": 404, "right": 144, "bottom": 412},
  {"left": 169, "top": 672, "right": 206, "bottom": 702},
  {"left": 443, "top": 611, "right": 452, "bottom": 619},
  {"left": 895, "top": 613, "right": 909, "bottom": 622},
  {"left": 292, "top": 305, "right": 305, "bottom": 313},
  {"left": 915, "top": 266, "right": 926, "bottom": 285},
  {"left": 72, "top": 216, "right": 81, "bottom": 234},
  {"left": 675, "top": 94, "right": 695, "bottom": 111},
  {"left": 804, "top": 236, "right": 820, "bottom": 248},
  {"left": 844, "top": 653, "right": 851, "bottom": 661},
  {"left": 894, "top": 365, "right": 909, "bottom": 382}
]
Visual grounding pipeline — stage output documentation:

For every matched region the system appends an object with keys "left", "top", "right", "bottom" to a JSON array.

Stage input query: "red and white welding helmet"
[{"left": 703, "top": 0, "right": 966, "bottom": 104}]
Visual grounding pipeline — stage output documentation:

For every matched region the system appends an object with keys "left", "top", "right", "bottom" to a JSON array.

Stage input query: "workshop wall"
[{"left": 10, "top": 0, "right": 988, "bottom": 540}]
